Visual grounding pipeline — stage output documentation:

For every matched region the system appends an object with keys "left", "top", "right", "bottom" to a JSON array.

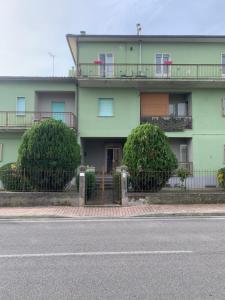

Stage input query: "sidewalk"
[{"left": 1, "top": 204, "right": 225, "bottom": 218}]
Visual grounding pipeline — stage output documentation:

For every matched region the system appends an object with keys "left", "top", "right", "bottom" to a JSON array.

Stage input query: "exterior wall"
[
  {"left": 36, "top": 91, "right": 75, "bottom": 113},
  {"left": 0, "top": 133, "right": 23, "bottom": 167},
  {"left": 78, "top": 42, "right": 225, "bottom": 65},
  {"left": 0, "top": 80, "right": 76, "bottom": 112},
  {"left": 78, "top": 87, "right": 140, "bottom": 137},
  {"left": 0, "top": 79, "right": 76, "bottom": 167}
]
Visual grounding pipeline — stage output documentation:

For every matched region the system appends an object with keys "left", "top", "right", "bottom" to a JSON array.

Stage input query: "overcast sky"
[{"left": 0, "top": 0, "right": 224, "bottom": 77}]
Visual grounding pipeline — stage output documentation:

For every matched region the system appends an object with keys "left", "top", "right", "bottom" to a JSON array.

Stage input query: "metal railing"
[
  {"left": 127, "top": 170, "right": 222, "bottom": 193},
  {"left": 141, "top": 115, "right": 192, "bottom": 131},
  {"left": 78, "top": 63, "right": 225, "bottom": 80},
  {"left": 0, "top": 111, "right": 77, "bottom": 129}
]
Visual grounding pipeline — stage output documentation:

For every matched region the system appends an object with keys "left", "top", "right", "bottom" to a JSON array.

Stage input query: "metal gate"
[{"left": 85, "top": 171, "right": 121, "bottom": 205}]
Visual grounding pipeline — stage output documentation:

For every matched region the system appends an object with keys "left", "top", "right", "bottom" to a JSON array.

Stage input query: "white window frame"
[
  {"left": 98, "top": 98, "right": 114, "bottom": 117},
  {"left": 155, "top": 52, "right": 171, "bottom": 78},
  {"left": 0, "top": 144, "right": 3, "bottom": 161},
  {"left": 98, "top": 53, "right": 114, "bottom": 77},
  {"left": 180, "top": 144, "right": 188, "bottom": 163},
  {"left": 221, "top": 53, "right": 225, "bottom": 77},
  {"left": 16, "top": 96, "right": 26, "bottom": 116},
  {"left": 224, "top": 145, "right": 225, "bottom": 163}
]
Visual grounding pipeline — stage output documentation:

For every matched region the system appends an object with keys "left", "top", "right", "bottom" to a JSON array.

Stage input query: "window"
[
  {"left": 156, "top": 53, "right": 170, "bottom": 76},
  {"left": 99, "top": 53, "right": 113, "bottom": 77},
  {"left": 169, "top": 102, "right": 188, "bottom": 117},
  {"left": 98, "top": 98, "right": 113, "bottom": 117},
  {"left": 222, "top": 54, "right": 225, "bottom": 76},
  {"left": 180, "top": 144, "right": 188, "bottom": 163},
  {"left": 16, "top": 97, "right": 25, "bottom": 115},
  {"left": 0, "top": 144, "right": 3, "bottom": 161},
  {"left": 223, "top": 99, "right": 225, "bottom": 116}
]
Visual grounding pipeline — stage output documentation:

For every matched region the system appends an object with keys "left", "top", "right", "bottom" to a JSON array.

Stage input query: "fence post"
[
  {"left": 79, "top": 165, "right": 86, "bottom": 206},
  {"left": 121, "top": 165, "right": 128, "bottom": 206}
]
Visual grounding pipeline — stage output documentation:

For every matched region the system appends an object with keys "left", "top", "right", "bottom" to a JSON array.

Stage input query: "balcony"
[
  {"left": 141, "top": 116, "right": 192, "bottom": 131},
  {"left": 78, "top": 63, "right": 225, "bottom": 80},
  {"left": 0, "top": 112, "right": 77, "bottom": 131}
]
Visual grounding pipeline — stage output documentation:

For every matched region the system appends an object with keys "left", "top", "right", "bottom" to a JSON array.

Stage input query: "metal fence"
[
  {"left": 127, "top": 170, "right": 224, "bottom": 193},
  {"left": 0, "top": 168, "right": 77, "bottom": 192}
]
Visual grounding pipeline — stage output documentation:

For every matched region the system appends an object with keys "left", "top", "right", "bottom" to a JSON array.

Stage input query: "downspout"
[{"left": 139, "top": 39, "right": 142, "bottom": 75}]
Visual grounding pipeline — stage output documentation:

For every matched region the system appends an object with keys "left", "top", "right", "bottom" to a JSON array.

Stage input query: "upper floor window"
[
  {"left": 98, "top": 98, "right": 113, "bottom": 117},
  {"left": 222, "top": 54, "right": 225, "bottom": 76},
  {"left": 16, "top": 97, "right": 25, "bottom": 115},
  {"left": 169, "top": 102, "right": 188, "bottom": 117},
  {"left": 155, "top": 53, "right": 170, "bottom": 77},
  {"left": 99, "top": 53, "right": 113, "bottom": 77}
]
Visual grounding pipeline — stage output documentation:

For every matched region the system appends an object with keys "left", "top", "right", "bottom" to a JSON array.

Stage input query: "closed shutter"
[{"left": 140, "top": 93, "right": 169, "bottom": 117}]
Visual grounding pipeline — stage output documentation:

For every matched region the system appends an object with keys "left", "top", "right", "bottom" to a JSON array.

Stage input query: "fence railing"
[
  {"left": 0, "top": 111, "right": 77, "bottom": 129},
  {"left": 0, "top": 168, "right": 77, "bottom": 192},
  {"left": 127, "top": 170, "right": 223, "bottom": 193},
  {"left": 78, "top": 63, "right": 225, "bottom": 80},
  {"left": 141, "top": 116, "right": 192, "bottom": 131}
]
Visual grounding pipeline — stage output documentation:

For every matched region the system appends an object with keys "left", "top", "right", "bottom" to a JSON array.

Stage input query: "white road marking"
[
  {"left": 0, "top": 216, "right": 225, "bottom": 223},
  {"left": 0, "top": 250, "right": 193, "bottom": 259}
]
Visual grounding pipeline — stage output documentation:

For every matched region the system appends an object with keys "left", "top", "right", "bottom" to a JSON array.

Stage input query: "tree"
[
  {"left": 123, "top": 124, "right": 178, "bottom": 192},
  {"left": 17, "top": 119, "right": 80, "bottom": 191}
]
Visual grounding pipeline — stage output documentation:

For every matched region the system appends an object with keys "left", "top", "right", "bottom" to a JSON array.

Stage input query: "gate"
[{"left": 85, "top": 170, "right": 121, "bottom": 205}]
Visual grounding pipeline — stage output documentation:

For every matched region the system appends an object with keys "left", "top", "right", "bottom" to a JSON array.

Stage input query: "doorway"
[{"left": 105, "top": 146, "right": 122, "bottom": 174}]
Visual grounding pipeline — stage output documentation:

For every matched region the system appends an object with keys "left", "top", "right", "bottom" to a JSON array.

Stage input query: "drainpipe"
[{"left": 139, "top": 39, "right": 142, "bottom": 75}]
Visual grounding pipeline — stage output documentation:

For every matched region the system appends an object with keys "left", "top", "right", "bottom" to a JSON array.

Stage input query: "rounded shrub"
[
  {"left": 0, "top": 163, "right": 31, "bottom": 191},
  {"left": 217, "top": 167, "right": 225, "bottom": 188},
  {"left": 17, "top": 119, "right": 80, "bottom": 191},
  {"left": 123, "top": 124, "right": 178, "bottom": 192}
]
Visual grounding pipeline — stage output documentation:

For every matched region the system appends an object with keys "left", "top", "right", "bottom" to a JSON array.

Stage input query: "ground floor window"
[{"left": 0, "top": 144, "right": 3, "bottom": 161}]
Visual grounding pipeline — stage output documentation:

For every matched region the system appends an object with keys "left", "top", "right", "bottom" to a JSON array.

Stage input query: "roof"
[
  {"left": 0, "top": 76, "right": 76, "bottom": 83},
  {"left": 66, "top": 34, "right": 225, "bottom": 43}
]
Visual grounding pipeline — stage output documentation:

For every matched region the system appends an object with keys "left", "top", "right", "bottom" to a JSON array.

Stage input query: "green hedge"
[{"left": 0, "top": 163, "right": 31, "bottom": 192}]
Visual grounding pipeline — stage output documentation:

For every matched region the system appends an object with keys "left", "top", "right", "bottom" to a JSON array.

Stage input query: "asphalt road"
[{"left": 0, "top": 217, "right": 225, "bottom": 300}]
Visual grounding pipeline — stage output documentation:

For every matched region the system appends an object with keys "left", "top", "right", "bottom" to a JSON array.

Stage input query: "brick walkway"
[{"left": 0, "top": 204, "right": 225, "bottom": 218}]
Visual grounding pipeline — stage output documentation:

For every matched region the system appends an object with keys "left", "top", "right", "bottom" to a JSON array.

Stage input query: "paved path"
[
  {"left": 1, "top": 217, "right": 225, "bottom": 299},
  {"left": 1, "top": 204, "right": 225, "bottom": 218}
]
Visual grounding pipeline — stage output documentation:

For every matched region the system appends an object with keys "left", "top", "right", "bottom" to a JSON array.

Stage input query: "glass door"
[{"left": 51, "top": 102, "right": 65, "bottom": 122}]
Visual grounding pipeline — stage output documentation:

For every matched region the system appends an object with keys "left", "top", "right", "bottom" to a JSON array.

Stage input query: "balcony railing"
[
  {"left": 141, "top": 116, "right": 192, "bottom": 131},
  {"left": 78, "top": 63, "right": 225, "bottom": 80},
  {"left": 0, "top": 112, "right": 76, "bottom": 129}
]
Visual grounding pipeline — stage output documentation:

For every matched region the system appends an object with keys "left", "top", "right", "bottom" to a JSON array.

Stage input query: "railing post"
[
  {"left": 79, "top": 165, "right": 86, "bottom": 206},
  {"left": 121, "top": 165, "right": 128, "bottom": 206}
]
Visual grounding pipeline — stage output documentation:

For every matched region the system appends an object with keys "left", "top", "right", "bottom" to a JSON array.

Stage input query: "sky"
[{"left": 0, "top": 0, "right": 225, "bottom": 77}]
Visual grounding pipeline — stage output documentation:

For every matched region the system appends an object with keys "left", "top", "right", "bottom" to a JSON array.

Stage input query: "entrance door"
[
  {"left": 106, "top": 147, "right": 122, "bottom": 174},
  {"left": 51, "top": 102, "right": 65, "bottom": 122}
]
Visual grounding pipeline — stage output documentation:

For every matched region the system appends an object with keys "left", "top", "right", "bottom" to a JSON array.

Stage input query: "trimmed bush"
[
  {"left": 0, "top": 163, "right": 31, "bottom": 191},
  {"left": 123, "top": 124, "right": 178, "bottom": 192},
  {"left": 17, "top": 119, "right": 80, "bottom": 191},
  {"left": 217, "top": 168, "right": 225, "bottom": 188},
  {"left": 85, "top": 171, "right": 96, "bottom": 200}
]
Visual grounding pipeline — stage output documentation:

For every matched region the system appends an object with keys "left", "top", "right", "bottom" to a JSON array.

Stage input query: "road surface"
[{"left": 0, "top": 216, "right": 225, "bottom": 299}]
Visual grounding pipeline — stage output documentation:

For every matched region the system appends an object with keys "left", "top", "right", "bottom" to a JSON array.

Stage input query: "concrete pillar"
[
  {"left": 79, "top": 165, "right": 86, "bottom": 206},
  {"left": 121, "top": 165, "right": 128, "bottom": 206}
]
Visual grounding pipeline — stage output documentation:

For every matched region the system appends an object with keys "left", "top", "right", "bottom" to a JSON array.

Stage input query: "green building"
[{"left": 1, "top": 34, "right": 225, "bottom": 174}]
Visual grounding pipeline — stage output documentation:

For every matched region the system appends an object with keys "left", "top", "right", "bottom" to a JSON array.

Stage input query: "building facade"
[{"left": 0, "top": 35, "right": 225, "bottom": 173}]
